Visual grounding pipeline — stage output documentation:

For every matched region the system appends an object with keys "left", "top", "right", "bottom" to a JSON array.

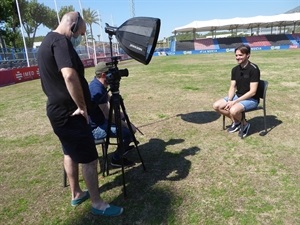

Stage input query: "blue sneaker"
[
  {"left": 239, "top": 123, "right": 251, "bottom": 138},
  {"left": 227, "top": 122, "right": 241, "bottom": 133},
  {"left": 92, "top": 204, "right": 123, "bottom": 216}
]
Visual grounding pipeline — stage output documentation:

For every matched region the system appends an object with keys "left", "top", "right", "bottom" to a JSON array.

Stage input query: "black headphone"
[{"left": 71, "top": 12, "right": 81, "bottom": 33}]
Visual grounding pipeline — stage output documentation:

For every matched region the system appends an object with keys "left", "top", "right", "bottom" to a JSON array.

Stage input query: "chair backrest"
[{"left": 256, "top": 80, "right": 268, "bottom": 99}]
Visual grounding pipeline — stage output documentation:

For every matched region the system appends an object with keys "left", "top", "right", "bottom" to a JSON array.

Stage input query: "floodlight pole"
[
  {"left": 53, "top": 0, "right": 60, "bottom": 24},
  {"left": 78, "top": 0, "right": 91, "bottom": 59},
  {"left": 15, "top": 0, "right": 30, "bottom": 67},
  {"left": 97, "top": 10, "right": 106, "bottom": 55}
]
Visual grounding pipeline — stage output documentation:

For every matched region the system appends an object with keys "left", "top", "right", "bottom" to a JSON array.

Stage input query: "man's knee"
[
  {"left": 229, "top": 107, "right": 243, "bottom": 116},
  {"left": 83, "top": 159, "right": 98, "bottom": 167},
  {"left": 212, "top": 102, "right": 219, "bottom": 110}
]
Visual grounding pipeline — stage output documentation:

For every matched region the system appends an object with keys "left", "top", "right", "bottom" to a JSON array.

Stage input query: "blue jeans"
[
  {"left": 224, "top": 95, "right": 258, "bottom": 111},
  {"left": 92, "top": 120, "right": 133, "bottom": 159}
]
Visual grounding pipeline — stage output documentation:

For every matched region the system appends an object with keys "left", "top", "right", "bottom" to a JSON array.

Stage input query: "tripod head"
[
  {"left": 105, "top": 56, "right": 129, "bottom": 93},
  {"left": 103, "top": 23, "right": 129, "bottom": 93}
]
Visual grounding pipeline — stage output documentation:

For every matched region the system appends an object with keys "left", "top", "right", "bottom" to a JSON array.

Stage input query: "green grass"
[{"left": 0, "top": 49, "right": 300, "bottom": 225}]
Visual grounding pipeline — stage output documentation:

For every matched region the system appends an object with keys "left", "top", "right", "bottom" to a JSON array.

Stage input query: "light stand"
[
  {"left": 105, "top": 44, "right": 146, "bottom": 199},
  {"left": 102, "top": 17, "right": 160, "bottom": 197}
]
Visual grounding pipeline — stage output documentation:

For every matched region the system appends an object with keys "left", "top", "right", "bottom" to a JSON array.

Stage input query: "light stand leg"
[{"left": 119, "top": 97, "right": 146, "bottom": 171}]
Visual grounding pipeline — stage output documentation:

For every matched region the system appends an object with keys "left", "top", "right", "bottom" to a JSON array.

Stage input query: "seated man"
[
  {"left": 89, "top": 62, "right": 136, "bottom": 167},
  {"left": 213, "top": 44, "right": 260, "bottom": 138}
]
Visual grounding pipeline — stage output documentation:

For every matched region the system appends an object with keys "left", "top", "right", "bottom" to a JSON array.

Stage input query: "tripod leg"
[
  {"left": 119, "top": 97, "right": 146, "bottom": 171},
  {"left": 103, "top": 102, "right": 115, "bottom": 177},
  {"left": 108, "top": 93, "right": 127, "bottom": 197}
]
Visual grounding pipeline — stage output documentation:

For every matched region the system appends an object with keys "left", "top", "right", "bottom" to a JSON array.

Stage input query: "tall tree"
[
  {"left": 83, "top": 8, "right": 99, "bottom": 42},
  {"left": 40, "top": 5, "right": 76, "bottom": 32},
  {"left": 0, "top": 0, "right": 20, "bottom": 49},
  {"left": 59, "top": 6, "right": 75, "bottom": 22},
  {"left": 43, "top": 9, "right": 59, "bottom": 31},
  {"left": 20, "top": 0, "right": 56, "bottom": 48}
]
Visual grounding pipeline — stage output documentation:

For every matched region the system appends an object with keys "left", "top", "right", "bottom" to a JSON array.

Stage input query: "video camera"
[{"left": 104, "top": 56, "right": 129, "bottom": 91}]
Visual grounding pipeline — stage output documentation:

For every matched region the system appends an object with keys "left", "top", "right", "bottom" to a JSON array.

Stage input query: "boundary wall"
[
  {"left": 0, "top": 55, "right": 131, "bottom": 87},
  {"left": 1, "top": 46, "right": 297, "bottom": 87},
  {"left": 155, "top": 44, "right": 298, "bottom": 57}
]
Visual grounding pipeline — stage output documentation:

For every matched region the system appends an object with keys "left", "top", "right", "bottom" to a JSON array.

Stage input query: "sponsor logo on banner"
[
  {"left": 82, "top": 59, "right": 94, "bottom": 68},
  {"left": 183, "top": 51, "right": 192, "bottom": 55},
  {"left": 226, "top": 48, "right": 235, "bottom": 52},
  {"left": 289, "top": 45, "right": 298, "bottom": 49},
  {"left": 12, "top": 66, "right": 39, "bottom": 83},
  {"left": 15, "top": 71, "right": 23, "bottom": 80},
  {"left": 271, "top": 46, "right": 280, "bottom": 50},
  {"left": 199, "top": 50, "right": 218, "bottom": 54},
  {"left": 251, "top": 47, "right": 262, "bottom": 51}
]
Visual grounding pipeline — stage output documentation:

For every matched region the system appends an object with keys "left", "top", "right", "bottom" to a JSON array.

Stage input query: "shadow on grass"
[
  {"left": 245, "top": 115, "right": 282, "bottom": 137},
  {"left": 71, "top": 138, "right": 200, "bottom": 224},
  {"left": 177, "top": 110, "right": 220, "bottom": 124}
]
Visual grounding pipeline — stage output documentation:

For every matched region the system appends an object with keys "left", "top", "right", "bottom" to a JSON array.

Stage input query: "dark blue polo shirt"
[{"left": 89, "top": 77, "right": 108, "bottom": 129}]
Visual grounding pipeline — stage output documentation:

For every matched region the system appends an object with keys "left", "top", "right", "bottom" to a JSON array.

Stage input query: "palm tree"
[
  {"left": 59, "top": 6, "right": 75, "bottom": 22},
  {"left": 83, "top": 8, "right": 99, "bottom": 43}
]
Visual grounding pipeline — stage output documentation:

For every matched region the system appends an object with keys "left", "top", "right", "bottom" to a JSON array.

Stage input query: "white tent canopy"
[{"left": 172, "top": 13, "right": 300, "bottom": 34}]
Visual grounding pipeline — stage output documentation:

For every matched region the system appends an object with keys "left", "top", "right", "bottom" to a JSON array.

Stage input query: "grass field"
[{"left": 0, "top": 49, "right": 300, "bottom": 225}]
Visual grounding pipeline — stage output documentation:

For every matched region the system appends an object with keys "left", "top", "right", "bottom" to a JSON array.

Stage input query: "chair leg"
[
  {"left": 222, "top": 115, "right": 226, "bottom": 130},
  {"left": 239, "top": 112, "right": 246, "bottom": 139},
  {"left": 97, "top": 156, "right": 102, "bottom": 175},
  {"left": 260, "top": 109, "right": 268, "bottom": 136},
  {"left": 101, "top": 143, "right": 109, "bottom": 176},
  {"left": 263, "top": 111, "right": 267, "bottom": 134}
]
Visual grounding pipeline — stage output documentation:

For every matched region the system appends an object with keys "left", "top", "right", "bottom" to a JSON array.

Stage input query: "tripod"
[{"left": 103, "top": 36, "right": 146, "bottom": 198}]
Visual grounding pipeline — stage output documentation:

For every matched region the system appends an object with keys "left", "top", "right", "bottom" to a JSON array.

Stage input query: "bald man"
[{"left": 37, "top": 12, "right": 123, "bottom": 216}]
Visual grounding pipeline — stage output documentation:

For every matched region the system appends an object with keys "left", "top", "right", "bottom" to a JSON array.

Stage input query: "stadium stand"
[
  {"left": 171, "top": 32, "right": 300, "bottom": 52},
  {"left": 175, "top": 40, "right": 195, "bottom": 51},
  {"left": 290, "top": 33, "right": 300, "bottom": 44},
  {"left": 216, "top": 37, "right": 244, "bottom": 49},
  {"left": 194, "top": 38, "right": 219, "bottom": 50},
  {"left": 1, "top": 33, "right": 300, "bottom": 70},
  {"left": 265, "top": 34, "right": 293, "bottom": 46},
  {"left": 0, "top": 47, "right": 38, "bottom": 69},
  {"left": 244, "top": 35, "right": 271, "bottom": 47}
]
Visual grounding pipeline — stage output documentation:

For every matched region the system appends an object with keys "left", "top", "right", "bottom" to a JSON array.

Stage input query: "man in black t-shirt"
[
  {"left": 213, "top": 44, "right": 260, "bottom": 138},
  {"left": 37, "top": 11, "right": 123, "bottom": 216}
]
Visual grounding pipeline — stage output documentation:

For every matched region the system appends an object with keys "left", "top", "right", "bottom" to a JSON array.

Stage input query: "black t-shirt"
[
  {"left": 37, "top": 32, "right": 92, "bottom": 127},
  {"left": 231, "top": 62, "right": 260, "bottom": 100}
]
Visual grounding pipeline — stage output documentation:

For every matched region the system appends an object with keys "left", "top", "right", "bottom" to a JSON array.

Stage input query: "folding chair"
[
  {"left": 63, "top": 138, "right": 106, "bottom": 187},
  {"left": 223, "top": 80, "right": 268, "bottom": 139}
]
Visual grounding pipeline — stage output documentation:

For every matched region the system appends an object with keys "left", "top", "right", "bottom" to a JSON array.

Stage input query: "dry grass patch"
[{"left": 0, "top": 49, "right": 300, "bottom": 225}]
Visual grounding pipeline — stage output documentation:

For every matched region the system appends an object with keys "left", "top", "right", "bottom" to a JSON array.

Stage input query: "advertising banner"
[
  {"left": 12, "top": 66, "right": 39, "bottom": 83},
  {"left": 0, "top": 70, "right": 15, "bottom": 87},
  {"left": 82, "top": 59, "right": 94, "bottom": 68}
]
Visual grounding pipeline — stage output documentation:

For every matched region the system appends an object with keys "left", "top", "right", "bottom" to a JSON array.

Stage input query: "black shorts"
[{"left": 52, "top": 115, "right": 98, "bottom": 163}]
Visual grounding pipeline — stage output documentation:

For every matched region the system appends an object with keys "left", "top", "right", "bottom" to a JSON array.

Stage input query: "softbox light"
[{"left": 105, "top": 17, "right": 161, "bottom": 65}]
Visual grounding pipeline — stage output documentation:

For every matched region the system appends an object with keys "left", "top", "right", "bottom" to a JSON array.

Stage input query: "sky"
[{"left": 36, "top": 0, "right": 300, "bottom": 41}]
